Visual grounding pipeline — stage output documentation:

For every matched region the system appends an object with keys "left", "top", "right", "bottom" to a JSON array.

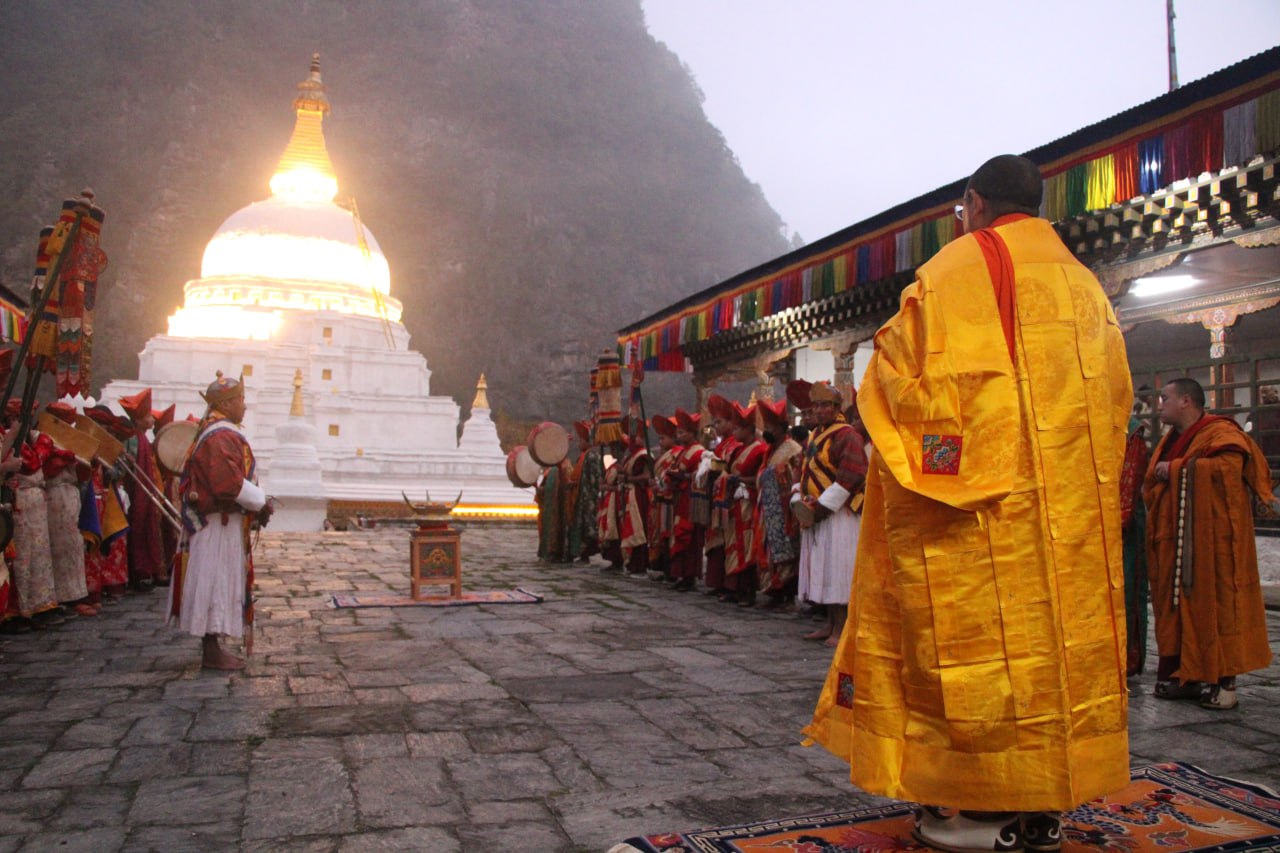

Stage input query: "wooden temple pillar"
[
  {"left": 749, "top": 351, "right": 790, "bottom": 402},
  {"left": 1167, "top": 299, "right": 1280, "bottom": 409},
  {"left": 692, "top": 374, "right": 715, "bottom": 430},
  {"left": 833, "top": 351, "right": 858, "bottom": 405},
  {"left": 808, "top": 332, "right": 865, "bottom": 405},
  {"left": 1207, "top": 322, "right": 1236, "bottom": 409}
]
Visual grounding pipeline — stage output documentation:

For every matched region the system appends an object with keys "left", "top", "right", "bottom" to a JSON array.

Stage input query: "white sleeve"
[
  {"left": 817, "top": 482, "right": 850, "bottom": 512},
  {"left": 235, "top": 479, "right": 267, "bottom": 512}
]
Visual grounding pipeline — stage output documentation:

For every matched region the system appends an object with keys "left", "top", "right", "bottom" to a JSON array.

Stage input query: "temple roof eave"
[
  {"left": 618, "top": 45, "right": 1280, "bottom": 372},
  {"left": 673, "top": 154, "right": 1280, "bottom": 372}
]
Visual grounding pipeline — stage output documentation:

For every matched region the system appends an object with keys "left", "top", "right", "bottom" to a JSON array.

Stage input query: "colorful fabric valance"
[
  {"left": 621, "top": 71, "right": 1280, "bottom": 371},
  {"left": 0, "top": 298, "right": 26, "bottom": 344}
]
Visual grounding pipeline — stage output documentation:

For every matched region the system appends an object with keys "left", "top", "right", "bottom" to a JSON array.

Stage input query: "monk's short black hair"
[
  {"left": 967, "top": 155, "right": 1043, "bottom": 215},
  {"left": 1165, "top": 376, "right": 1207, "bottom": 409}
]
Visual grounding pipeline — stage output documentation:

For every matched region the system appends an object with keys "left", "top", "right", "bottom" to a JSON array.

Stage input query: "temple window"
[
  {"left": 242, "top": 364, "right": 254, "bottom": 377},
  {"left": 321, "top": 368, "right": 332, "bottom": 380},
  {"left": 328, "top": 424, "right": 340, "bottom": 436}
]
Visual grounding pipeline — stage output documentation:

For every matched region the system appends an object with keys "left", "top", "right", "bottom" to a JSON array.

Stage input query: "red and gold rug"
[{"left": 614, "top": 763, "right": 1280, "bottom": 852}]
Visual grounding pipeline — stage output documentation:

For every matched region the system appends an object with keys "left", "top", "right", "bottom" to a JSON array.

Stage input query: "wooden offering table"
[{"left": 403, "top": 492, "right": 463, "bottom": 600}]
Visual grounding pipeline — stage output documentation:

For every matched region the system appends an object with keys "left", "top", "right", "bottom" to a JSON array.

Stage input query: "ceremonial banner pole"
[
  {"left": 629, "top": 345, "right": 653, "bottom": 471},
  {"left": 2, "top": 218, "right": 82, "bottom": 403},
  {"left": 4, "top": 191, "right": 107, "bottom": 450}
]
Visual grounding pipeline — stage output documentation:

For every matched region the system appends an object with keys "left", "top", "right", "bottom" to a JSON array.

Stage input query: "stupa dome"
[
  {"left": 168, "top": 53, "right": 401, "bottom": 340},
  {"left": 200, "top": 197, "right": 392, "bottom": 296}
]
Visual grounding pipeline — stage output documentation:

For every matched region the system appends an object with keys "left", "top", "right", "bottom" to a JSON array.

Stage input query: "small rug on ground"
[
  {"left": 330, "top": 588, "right": 543, "bottom": 608},
  {"left": 612, "top": 762, "right": 1280, "bottom": 852}
]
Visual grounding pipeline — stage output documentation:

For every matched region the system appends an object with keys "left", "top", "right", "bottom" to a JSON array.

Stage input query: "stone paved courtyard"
[{"left": 1, "top": 524, "right": 1278, "bottom": 852}]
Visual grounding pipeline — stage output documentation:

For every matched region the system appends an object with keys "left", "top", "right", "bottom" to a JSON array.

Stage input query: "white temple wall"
[{"left": 103, "top": 310, "right": 530, "bottom": 506}]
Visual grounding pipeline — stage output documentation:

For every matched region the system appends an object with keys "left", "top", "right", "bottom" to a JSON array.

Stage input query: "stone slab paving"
[{"left": 1, "top": 525, "right": 1277, "bottom": 852}]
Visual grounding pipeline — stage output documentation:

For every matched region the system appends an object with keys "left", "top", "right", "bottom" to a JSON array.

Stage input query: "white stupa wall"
[{"left": 104, "top": 310, "right": 529, "bottom": 507}]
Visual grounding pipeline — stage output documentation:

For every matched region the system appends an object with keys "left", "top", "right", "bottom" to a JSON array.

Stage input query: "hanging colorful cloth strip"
[
  {"left": 1139, "top": 135, "right": 1164, "bottom": 195},
  {"left": 881, "top": 234, "right": 896, "bottom": 278},
  {"left": 894, "top": 229, "right": 911, "bottom": 273},
  {"left": 1065, "top": 163, "right": 1088, "bottom": 217},
  {"left": 1190, "top": 111, "right": 1224, "bottom": 175},
  {"left": 1222, "top": 100, "right": 1258, "bottom": 167},
  {"left": 833, "top": 253, "right": 848, "bottom": 293},
  {"left": 1042, "top": 172, "right": 1066, "bottom": 220},
  {"left": 1085, "top": 154, "right": 1116, "bottom": 211},
  {"left": 1163, "top": 124, "right": 1191, "bottom": 185},
  {"left": 1254, "top": 89, "right": 1280, "bottom": 154},
  {"left": 1113, "top": 143, "right": 1140, "bottom": 203}
]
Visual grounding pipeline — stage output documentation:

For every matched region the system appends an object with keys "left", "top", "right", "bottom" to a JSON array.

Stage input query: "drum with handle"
[
  {"left": 155, "top": 420, "right": 198, "bottom": 476},
  {"left": 791, "top": 496, "right": 815, "bottom": 528},
  {"left": 526, "top": 422, "right": 569, "bottom": 467},
  {"left": 505, "top": 445, "right": 541, "bottom": 488}
]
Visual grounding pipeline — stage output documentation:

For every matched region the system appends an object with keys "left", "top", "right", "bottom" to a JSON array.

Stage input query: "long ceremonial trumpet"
[
  {"left": 118, "top": 452, "right": 184, "bottom": 533},
  {"left": 71, "top": 415, "right": 183, "bottom": 532}
]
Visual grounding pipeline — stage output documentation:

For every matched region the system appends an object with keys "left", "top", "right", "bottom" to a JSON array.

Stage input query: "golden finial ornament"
[
  {"left": 290, "top": 368, "right": 305, "bottom": 417},
  {"left": 471, "top": 374, "right": 490, "bottom": 409}
]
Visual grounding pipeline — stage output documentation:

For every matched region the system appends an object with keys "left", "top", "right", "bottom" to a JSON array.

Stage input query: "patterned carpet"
[
  {"left": 613, "top": 763, "right": 1280, "bottom": 852},
  {"left": 329, "top": 588, "right": 543, "bottom": 608}
]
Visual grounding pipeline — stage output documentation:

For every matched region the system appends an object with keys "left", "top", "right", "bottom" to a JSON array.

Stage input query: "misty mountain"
[{"left": 0, "top": 0, "right": 789, "bottom": 431}]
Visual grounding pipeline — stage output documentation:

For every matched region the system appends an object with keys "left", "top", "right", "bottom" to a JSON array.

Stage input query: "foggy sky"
[{"left": 641, "top": 1, "right": 1280, "bottom": 243}]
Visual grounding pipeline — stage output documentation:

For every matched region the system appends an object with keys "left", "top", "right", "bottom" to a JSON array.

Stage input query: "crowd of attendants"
[{"left": 0, "top": 398, "right": 177, "bottom": 635}]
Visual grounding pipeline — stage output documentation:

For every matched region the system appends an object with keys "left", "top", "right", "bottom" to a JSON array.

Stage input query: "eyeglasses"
[{"left": 954, "top": 204, "right": 964, "bottom": 221}]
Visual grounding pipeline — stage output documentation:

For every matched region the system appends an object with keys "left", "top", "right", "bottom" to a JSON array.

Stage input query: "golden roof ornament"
[
  {"left": 270, "top": 53, "right": 338, "bottom": 202},
  {"left": 471, "top": 374, "right": 490, "bottom": 410},
  {"left": 290, "top": 368, "right": 305, "bottom": 417},
  {"left": 293, "top": 52, "right": 330, "bottom": 114}
]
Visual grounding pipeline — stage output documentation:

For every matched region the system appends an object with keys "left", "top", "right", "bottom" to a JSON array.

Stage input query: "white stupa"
[{"left": 105, "top": 55, "right": 533, "bottom": 522}]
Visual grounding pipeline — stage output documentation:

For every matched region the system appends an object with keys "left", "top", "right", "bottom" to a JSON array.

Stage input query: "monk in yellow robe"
[
  {"left": 1143, "top": 377, "right": 1275, "bottom": 710},
  {"left": 805, "top": 155, "right": 1133, "bottom": 853}
]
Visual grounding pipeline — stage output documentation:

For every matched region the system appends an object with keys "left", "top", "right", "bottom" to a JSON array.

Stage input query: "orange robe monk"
[
  {"left": 1142, "top": 415, "right": 1274, "bottom": 688},
  {"left": 806, "top": 214, "right": 1133, "bottom": 812}
]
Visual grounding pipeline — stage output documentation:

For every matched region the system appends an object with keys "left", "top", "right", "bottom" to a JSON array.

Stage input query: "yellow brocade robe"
[{"left": 804, "top": 217, "right": 1133, "bottom": 811}]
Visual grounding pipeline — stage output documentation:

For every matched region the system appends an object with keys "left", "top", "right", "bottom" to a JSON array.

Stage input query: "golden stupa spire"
[
  {"left": 290, "top": 368, "right": 305, "bottom": 417},
  {"left": 471, "top": 374, "right": 490, "bottom": 410},
  {"left": 269, "top": 53, "right": 338, "bottom": 203}
]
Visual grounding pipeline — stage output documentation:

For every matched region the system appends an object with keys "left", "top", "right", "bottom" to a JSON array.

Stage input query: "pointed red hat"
[
  {"left": 651, "top": 414, "right": 677, "bottom": 439},
  {"left": 786, "top": 380, "right": 812, "bottom": 411},
  {"left": 46, "top": 401, "right": 78, "bottom": 424},
  {"left": 706, "top": 394, "right": 736, "bottom": 423},
  {"left": 756, "top": 398, "right": 788, "bottom": 432},
  {"left": 673, "top": 408, "right": 700, "bottom": 433},
  {"left": 153, "top": 403, "right": 176, "bottom": 431},
  {"left": 118, "top": 388, "right": 152, "bottom": 421},
  {"left": 87, "top": 405, "right": 135, "bottom": 441}
]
